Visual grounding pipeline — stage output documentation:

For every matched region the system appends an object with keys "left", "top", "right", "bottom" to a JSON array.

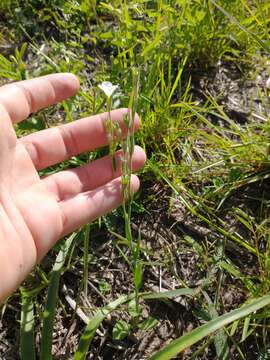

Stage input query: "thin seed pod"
[{"left": 106, "top": 95, "right": 117, "bottom": 171}]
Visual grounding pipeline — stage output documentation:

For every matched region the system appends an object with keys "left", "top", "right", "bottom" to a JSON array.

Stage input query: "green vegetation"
[{"left": 1, "top": 0, "right": 270, "bottom": 358}]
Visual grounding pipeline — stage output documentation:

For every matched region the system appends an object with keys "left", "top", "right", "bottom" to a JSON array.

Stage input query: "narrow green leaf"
[
  {"left": 83, "top": 224, "right": 90, "bottom": 296},
  {"left": 150, "top": 293, "right": 270, "bottom": 360},
  {"left": 230, "top": 319, "right": 240, "bottom": 336},
  {"left": 167, "top": 57, "right": 187, "bottom": 105},
  {"left": 202, "top": 291, "right": 229, "bottom": 360},
  {"left": 241, "top": 315, "right": 252, "bottom": 342},
  {"left": 138, "top": 317, "right": 159, "bottom": 331},
  {"left": 40, "top": 233, "right": 76, "bottom": 360},
  {"left": 20, "top": 295, "right": 36, "bottom": 360},
  {"left": 134, "top": 262, "right": 143, "bottom": 291}
]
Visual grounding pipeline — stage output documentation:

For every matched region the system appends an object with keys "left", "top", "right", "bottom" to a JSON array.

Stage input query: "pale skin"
[{"left": 0, "top": 73, "right": 146, "bottom": 303}]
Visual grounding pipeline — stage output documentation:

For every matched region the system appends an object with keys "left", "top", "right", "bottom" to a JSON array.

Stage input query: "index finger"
[{"left": 0, "top": 73, "right": 80, "bottom": 123}]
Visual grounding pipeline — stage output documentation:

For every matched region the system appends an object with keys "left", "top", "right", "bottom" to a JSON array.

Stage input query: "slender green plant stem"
[
  {"left": 106, "top": 96, "right": 118, "bottom": 171},
  {"left": 121, "top": 68, "right": 141, "bottom": 314}
]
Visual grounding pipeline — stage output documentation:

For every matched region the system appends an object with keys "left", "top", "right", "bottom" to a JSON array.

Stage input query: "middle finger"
[
  {"left": 20, "top": 108, "right": 139, "bottom": 170},
  {"left": 42, "top": 146, "right": 146, "bottom": 201}
]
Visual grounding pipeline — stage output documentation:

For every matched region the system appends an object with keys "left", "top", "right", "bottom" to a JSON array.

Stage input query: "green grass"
[{"left": 1, "top": 0, "right": 270, "bottom": 358}]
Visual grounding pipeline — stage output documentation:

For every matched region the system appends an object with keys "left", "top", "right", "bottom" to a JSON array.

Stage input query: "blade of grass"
[
  {"left": 83, "top": 224, "right": 90, "bottom": 296},
  {"left": 149, "top": 293, "right": 270, "bottom": 360},
  {"left": 20, "top": 295, "right": 36, "bottom": 360},
  {"left": 202, "top": 291, "right": 229, "bottom": 360},
  {"left": 40, "top": 232, "right": 77, "bottom": 360},
  {"left": 167, "top": 57, "right": 187, "bottom": 106}
]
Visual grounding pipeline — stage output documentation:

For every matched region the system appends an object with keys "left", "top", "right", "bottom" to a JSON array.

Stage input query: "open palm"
[{"left": 0, "top": 73, "right": 145, "bottom": 302}]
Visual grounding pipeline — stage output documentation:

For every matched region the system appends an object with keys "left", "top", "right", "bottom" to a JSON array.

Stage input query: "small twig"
[
  {"left": 87, "top": 280, "right": 107, "bottom": 302},
  {"left": 62, "top": 284, "right": 104, "bottom": 336}
]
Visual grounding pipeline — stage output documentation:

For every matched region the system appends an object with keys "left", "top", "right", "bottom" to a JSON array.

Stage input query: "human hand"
[{"left": 0, "top": 73, "right": 146, "bottom": 303}]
